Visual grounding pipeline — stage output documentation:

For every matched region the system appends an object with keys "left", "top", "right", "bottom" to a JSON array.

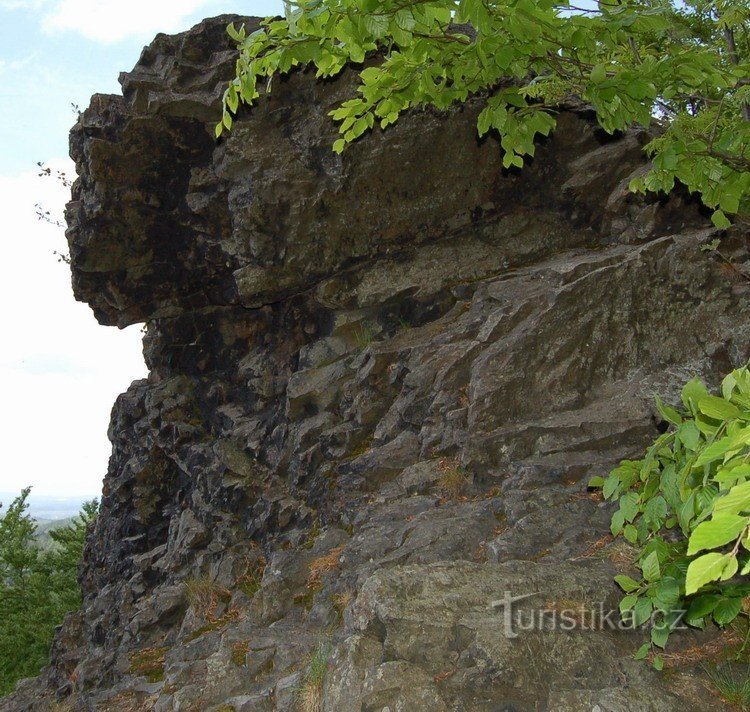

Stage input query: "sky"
[{"left": 0, "top": 0, "right": 282, "bottom": 499}]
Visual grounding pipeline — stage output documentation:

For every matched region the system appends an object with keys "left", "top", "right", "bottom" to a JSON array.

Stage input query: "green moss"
[
  {"left": 183, "top": 608, "right": 240, "bottom": 643},
  {"left": 301, "top": 520, "right": 321, "bottom": 550},
  {"left": 128, "top": 646, "right": 168, "bottom": 683},
  {"left": 293, "top": 583, "right": 322, "bottom": 611}
]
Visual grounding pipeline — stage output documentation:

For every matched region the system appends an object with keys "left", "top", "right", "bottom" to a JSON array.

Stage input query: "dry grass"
[
  {"left": 436, "top": 458, "right": 470, "bottom": 499},
  {"left": 332, "top": 589, "right": 355, "bottom": 617},
  {"left": 661, "top": 627, "right": 744, "bottom": 667},
  {"left": 184, "top": 606, "right": 242, "bottom": 642},
  {"left": 237, "top": 556, "right": 267, "bottom": 599},
  {"left": 570, "top": 534, "right": 613, "bottom": 561},
  {"left": 297, "top": 642, "right": 331, "bottom": 712},
  {"left": 298, "top": 684, "right": 322, "bottom": 712},
  {"left": 307, "top": 545, "right": 345, "bottom": 587},
  {"left": 231, "top": 640, "right": 250, "bottom": 667},
  {"left": 185, "top": 575, "right": 231, "bottom": 619}
]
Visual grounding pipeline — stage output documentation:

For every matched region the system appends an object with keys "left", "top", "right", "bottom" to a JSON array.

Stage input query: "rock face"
[{"left": 4, "top": 14, "right": 750, "bottom": 712}]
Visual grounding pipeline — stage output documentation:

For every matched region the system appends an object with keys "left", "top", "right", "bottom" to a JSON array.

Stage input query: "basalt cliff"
[{"left": 4, "top": 14, "right": 750, "bottom": 712}]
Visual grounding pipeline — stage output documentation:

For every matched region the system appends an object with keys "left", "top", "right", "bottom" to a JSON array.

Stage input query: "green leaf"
[
  {"left": 698, "top": 396, "right": 742, "bottom": 421},
  {"left": 651, "top": 624, "right": 670, "bottom": 649},
  {"left": 711, "top": 209, "right": 732, "bottom": 229},
  {"left": 687, "top": 513, "right": 748, "bottom": 555},
  {"left": 713, "top": 597, "right": 743, "bottom": 626},
  {"left": 652, "top": 655, "right": 664, "bottom": 671},
  {"left": 713, "top": 481, "right": 750, "bottom": 516},
  {"left": 620, "top": 594, "right": 638, "bottom": 613},
  {"left": 685, "top": 593, "right": 720, "bottom": 623},
  {"left": 677, "top": 421, "right": 701, "bottom": 451},
  {"left": 590, "top": 63, "right": 607, "bottom": 84},
  {"left": 332, "top": 138, "right": 346, "bottom": 154},
  {"left": 603, "top": 474, "right": 620, "bottom": 499},
  {"left": 695, "top": 438, "right": 733, "bottom": 467},
  {"left": 633, "top": 597, "right": 653, "bottom": 626},
  {"left": 611, "top": 510, "right": 626, "bottom": 537},
  {"left": 614, "top": 575, "right": 640, "bottom": 593},
  {"left": 634, "top": 642, "right": 651, "bottom": 660},
  {"left": 685, "top": 553, "right": 730, "bottom": 595},
  {"left": 682, "top": 378, "right": 709, "bottom": 411},
  {"left": 641, "top": 551, "right": 660, "bottom": 582}
]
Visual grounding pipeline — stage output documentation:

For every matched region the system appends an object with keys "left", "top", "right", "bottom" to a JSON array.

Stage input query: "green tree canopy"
[
  {"left": 220, "top": 0, "right": 749, "bottom": 227},
  {"left": 0, "top": 490, "right": 97, "bottom": 696}
]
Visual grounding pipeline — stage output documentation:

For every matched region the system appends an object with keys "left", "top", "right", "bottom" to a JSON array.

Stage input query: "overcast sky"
[{"left": 0, "top": 1, "right": 282, "bottom": 497}]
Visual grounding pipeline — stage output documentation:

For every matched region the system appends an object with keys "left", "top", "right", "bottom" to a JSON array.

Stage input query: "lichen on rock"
[{"left": 3, "top": 13, "right": 750, "bottom": 712}]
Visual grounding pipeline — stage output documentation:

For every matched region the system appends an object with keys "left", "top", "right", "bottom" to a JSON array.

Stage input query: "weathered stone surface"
[{"left": 3, "top": 13, "right": 749, "bottom": 712}]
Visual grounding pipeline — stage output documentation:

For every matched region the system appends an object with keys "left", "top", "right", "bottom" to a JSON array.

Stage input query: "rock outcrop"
[{"left": 4, "top": 14, "right": 750, "bottom": 712}]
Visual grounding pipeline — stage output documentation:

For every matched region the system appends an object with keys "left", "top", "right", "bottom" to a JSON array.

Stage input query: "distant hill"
[
  {"left": 34, "top": 517, "right": 76, "bottom": 549},
  {"left": 0, "top": 492, "right": 95, "bottom": 521}
]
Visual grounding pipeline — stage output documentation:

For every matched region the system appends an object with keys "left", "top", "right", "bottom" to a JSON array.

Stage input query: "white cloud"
[
  {"left": 0, "top": 161, "right": 146, "bottom": 496},
  {"left": 0, "top": 0, "right": 45, "bottom": 9},
  {"left": 40, "top": 0, "right": 218, "bottom": 43}
]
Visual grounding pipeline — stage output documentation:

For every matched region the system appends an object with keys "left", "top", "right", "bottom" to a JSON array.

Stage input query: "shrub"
[{"left": 592, "top": 365, "right": 750, "bottom": 669}]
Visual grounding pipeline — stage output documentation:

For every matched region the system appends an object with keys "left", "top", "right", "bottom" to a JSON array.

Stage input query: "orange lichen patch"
[
  {"left": 307, "top": 545, "right": 345, "bottom": 587},
  {"left": 472, "top": 542, "right": 487, "bottom": 563},
  {"left": 434, "top": 670, "right": 453, "bottom": 683}
]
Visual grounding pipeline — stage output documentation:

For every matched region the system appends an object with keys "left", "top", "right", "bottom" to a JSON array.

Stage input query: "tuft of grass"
[
  {"left": 297, "top": 642, "right": 332, "bottom": 712},
  {"left": 395, "top": 316, "right": 411, "bottom": 331},
  {"left": 332, "top": 589, "right": 355, "bottom": 619},
  {"left": 237, "top": 556, "right": 266, "bottom": 599},
  {"left": 436, "top": 458, "right": 470, "bottom": 500},
  {"left": 185, "top": 575, "right": 231, "bottom": 619},
  {"left": 230, "top": 641, "right": 250, "bottom": 667},
  {"left": 353, "top": 323, "right": 375, "bottom": 350},
  {"left": 707, "top": 664, "right": 750, "bottom": 710},
  {"left": 307, "top": 545, "right": 345, "bottom": 587},
  {"left": 128, "top": 646, "right": 168, "bottom": 683}
]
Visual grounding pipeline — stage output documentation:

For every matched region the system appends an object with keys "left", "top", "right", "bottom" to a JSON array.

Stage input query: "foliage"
[
  {"left": 591, "top": 365, "right": 750, "bottom": 668},
  {"left": 0, "top": 489, "right": 97, "bottom": 696},
  {"left": 219, "top": 0, "right": 749, "bottom": 227}
]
